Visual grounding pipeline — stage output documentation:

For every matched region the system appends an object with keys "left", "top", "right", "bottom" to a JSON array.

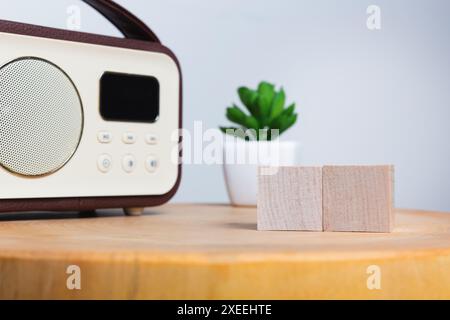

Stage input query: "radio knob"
[
  {"left": 122, "top": 132, "right": 137, "bottom": 144},
  {"left": 145, "top": 155, "right": 158, "bottom": 173},
  {"left": 97, "top": 131, "right": 112, "bottom": 144},
  {"left": 145, "top": 133, "right": 158, "bottom": 145},
  {"left": 122, "top": 154, "right": 137, "bottom": 173},
  {"left": 97, "top": 154, "right": 112, "bottom": 173}
]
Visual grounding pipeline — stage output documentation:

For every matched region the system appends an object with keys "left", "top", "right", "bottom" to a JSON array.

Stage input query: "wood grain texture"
[
  {"left": 323, "top": 165, "right": 394, "bottom": 233},
  {"left": 0, "top": 204, "right": 449, "bottom": 299},
  {"left": 258, "top": 166, "right": 322, "bottom": 231}
]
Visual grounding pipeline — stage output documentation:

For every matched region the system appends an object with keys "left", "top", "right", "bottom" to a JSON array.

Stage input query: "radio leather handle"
[{"left": 81, "top": 0, "right": 160, "bottom": 43}]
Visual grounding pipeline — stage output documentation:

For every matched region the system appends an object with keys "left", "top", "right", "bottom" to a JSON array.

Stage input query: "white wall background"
[{"left": 1, "top": 0, "right": 449, "bottom": 212}]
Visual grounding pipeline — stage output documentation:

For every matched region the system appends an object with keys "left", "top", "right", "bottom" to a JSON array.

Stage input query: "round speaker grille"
[{"left": 0, "top": 58, "right": 83, "bottom": 176}]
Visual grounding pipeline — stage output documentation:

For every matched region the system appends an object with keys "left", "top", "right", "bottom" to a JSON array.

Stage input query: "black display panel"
[{"left": 100, "top": 72, "right": 160, "bottom": 123}]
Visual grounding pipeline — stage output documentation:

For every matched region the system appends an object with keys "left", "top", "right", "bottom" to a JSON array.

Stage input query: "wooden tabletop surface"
[{"left": 0, "top": 204, "right": 449, "bottom": 299}]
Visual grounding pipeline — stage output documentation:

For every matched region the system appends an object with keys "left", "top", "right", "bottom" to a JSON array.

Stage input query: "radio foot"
[
  {"left": 124, "top": 207, "right": 144, "bottom": 216},
  {"left": 79, "top": 210, "right": 97, "bottom": 218}
]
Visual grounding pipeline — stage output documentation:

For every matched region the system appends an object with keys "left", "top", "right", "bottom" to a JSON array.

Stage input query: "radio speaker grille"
[{"left": 0, "top": 58, "right": 83, "bottom": 176}]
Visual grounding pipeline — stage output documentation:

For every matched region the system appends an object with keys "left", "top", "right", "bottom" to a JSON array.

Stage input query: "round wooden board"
[{"left": 0, "top": 204, "right": 449, "bottom": 299}]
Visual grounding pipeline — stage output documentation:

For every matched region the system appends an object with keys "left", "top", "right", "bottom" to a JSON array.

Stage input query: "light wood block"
[
  {"left": 0, "top": 204, "right": 449, "bottom": 299},
  {"left": 257, "top": 166, "right": 323, "bottom": 231},
  {"left": 323, "top": 165, "right": 394, "bottom": 233}
]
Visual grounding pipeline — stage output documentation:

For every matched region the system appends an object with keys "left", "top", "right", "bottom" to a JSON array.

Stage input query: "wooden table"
[{"left": 0, "top": 204, "right": 449, "bottom": 299}]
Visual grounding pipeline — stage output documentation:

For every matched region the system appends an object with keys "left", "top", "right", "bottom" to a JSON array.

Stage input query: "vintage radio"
[{"left": 0, "top": 0, "right": 182, "bottom": 215}]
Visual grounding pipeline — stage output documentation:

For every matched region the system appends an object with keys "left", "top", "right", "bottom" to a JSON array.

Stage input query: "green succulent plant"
[{"left": 220, "top": 81, "right": 298, "bottom": 141}]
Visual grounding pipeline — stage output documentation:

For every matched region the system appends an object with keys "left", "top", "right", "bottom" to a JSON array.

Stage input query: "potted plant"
[{"left": 220, "top": 81, "right": 300, "bottom": 206}]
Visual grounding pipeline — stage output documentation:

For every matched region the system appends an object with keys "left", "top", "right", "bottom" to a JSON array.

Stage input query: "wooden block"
[
  {"left": 257, "top": 166, "right": 323, "bottom": 231},
  {"left": 323, "top": 165, "right": 394, "bottom": 233}
]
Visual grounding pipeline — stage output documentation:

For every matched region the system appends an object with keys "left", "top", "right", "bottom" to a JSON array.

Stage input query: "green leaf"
[
  {"left": 238, "top": 87, "right": 258, "bottom": 116},
  {"left": 280, "top": 113, "right": 298, "bottom": 134},
  {"left": 225, "top": 105, "right": 260, "bottom": 135},
  {"left": 269, "top": 111, "right": 297, "bottom": 134},
  {"left": 220, "top": 126, "right": 234, "bottom": 134},
  {"left": 270, "top": 103, "right": 296, "bottom": 128},
  {"left": 220, "top": 127, "right": 255, "bottom": 141},
  {"left": 282, "top": 103, "right": 296, "bottom": 117},
  {"left": 258, "top": 82, "right": 275, "bottom": 96},
  {"left": 268, "top": 115, "right": 282, "bottom": 132},
  {"left": 270, "top": 88, "right": 286, "bottom": 121},
  {"left": 226, "top": 105, "right": 247, "bottom": 127},
  {"left": 244, "top": 116, "right": 259, "bottom": 131},
  {"left": 256, "top": 82, "right": 276, "bottom": 125},
  {"left": 220, "top": 126, "right": 245, "bottom": 139}
]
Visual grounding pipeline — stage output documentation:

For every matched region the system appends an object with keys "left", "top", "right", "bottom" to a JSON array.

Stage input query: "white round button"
[
  {"left": 145, "top": 155, "right": 158, "bottom": 173},
  {"left": 97, "top": 154, "right": 112, "bottom": 173},
  {"left": 97, "top": 131, "right": 112, "bottom": 144},
  {"left": 122, "top": 154, "right": 137, "bottom": 173},
  {"left": 145, "top": 133, "right": 158, "bottom": 145},
  {"left": 123, "top": 132, "right": 137, "bottom": 144}
]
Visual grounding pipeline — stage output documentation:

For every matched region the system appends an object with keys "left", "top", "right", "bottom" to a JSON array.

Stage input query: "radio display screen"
[{"left": 100, "top": 72, "right": 160, "bottom": 123}]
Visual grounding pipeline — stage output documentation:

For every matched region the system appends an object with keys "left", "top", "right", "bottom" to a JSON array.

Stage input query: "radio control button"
[
  {"left": 123, "top": 132, "right": 137, "bottom": 144},
  {"left": 145, "top": 133, "right": 158, "bottom": 145},
  {"left": 145, "top": 155, "right": 158, "bottom": 173},
  {"left": 97, "top": 131, "right": 112, "bottom": 144},
  {"left": 97, "top": 154, "right": 112, "bottom": 173},
  {"left": 122, "top": 154, "right": 137, "bottom": 173}
]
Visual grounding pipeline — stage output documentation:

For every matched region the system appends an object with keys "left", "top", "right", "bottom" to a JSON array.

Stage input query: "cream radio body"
[{"left": 0, "top": 1, "right": 182, "bottom": 215}]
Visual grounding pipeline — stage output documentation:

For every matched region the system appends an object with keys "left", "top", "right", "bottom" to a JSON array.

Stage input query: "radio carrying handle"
[{"left": 81, "top": 0, "right": 160, "bottom": 43}]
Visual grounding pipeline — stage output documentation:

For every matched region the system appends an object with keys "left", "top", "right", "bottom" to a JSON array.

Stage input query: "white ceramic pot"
[{"left": 223, "top": 140, "right": 300, "bottom": 207}]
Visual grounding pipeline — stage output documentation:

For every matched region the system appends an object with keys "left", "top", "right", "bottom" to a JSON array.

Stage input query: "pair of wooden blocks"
[{"left": 258, "top": 165, "right": 394, "bottom": 233}]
